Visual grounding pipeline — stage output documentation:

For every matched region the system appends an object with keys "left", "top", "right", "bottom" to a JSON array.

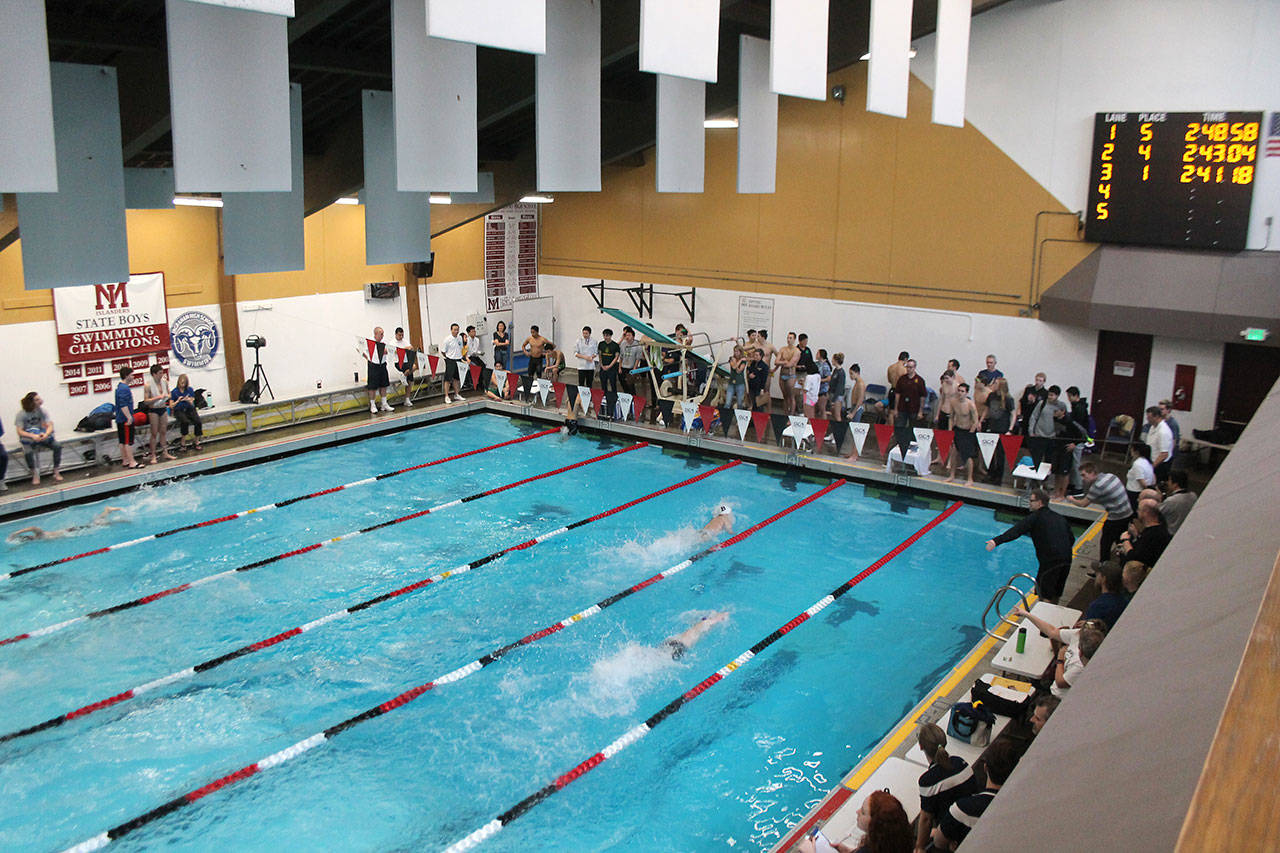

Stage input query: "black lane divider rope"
[
  {"left": 2, "top": 428, "right": 560, "bottom": 583},
  {"left": 0, "top": 442, "right": 646, "bottom": 649},
  {"left": 2, "top": 458, "right": 740, "bottom": 746},
  {"left": 53, "top": 462, "right": 853, "bottom": 853},
  {"left": 444, "top": 500, "right": 966, "bottom": 852}
]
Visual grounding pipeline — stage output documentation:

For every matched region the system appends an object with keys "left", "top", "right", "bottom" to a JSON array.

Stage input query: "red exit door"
[{"left": 1091, "top": 330, "right": 1152, "bottom": 431}]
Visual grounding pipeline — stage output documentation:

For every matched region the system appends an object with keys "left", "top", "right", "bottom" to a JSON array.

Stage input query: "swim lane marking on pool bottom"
[
  {"left": 56, "top": 470, "right": 840, "bottom": 853},
  {"left": 444, "top": 498, "right": 965, "bottom": 853},
  {"left": 2, "top": 428, "right": 561, "bottom": 583},
  {"left": 0, "top": 442, "right": 645, "bottom": 650},
  {"left": 2, "top": 459, "right": 742, "bottom": 744}
]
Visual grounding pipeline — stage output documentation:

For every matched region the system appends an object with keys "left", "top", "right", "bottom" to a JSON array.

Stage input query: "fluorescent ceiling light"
[
  {"left": 520, "top": 194, "right": 554, "bottom": 203},
  {"left": 860, "top": 47, "right": 918, "bottom": 61},
  {"left": 173, "top": 196, "right": 223, "bottom": 207},
  {"left": 334, "top": 196, "right": 360, "bottom": 205},
  {"left": 704, "top": 117, "right": 739, "bottom": 128},
  {"left": 429, "top": 193, "right": 452, "bottom": 204}
]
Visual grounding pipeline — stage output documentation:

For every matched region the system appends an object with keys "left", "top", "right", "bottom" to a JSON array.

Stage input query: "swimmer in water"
[
  {"left": 700, "top": 503, "right": 734, "bottom": 539},
  {"left": 660, "top": 611, "right": 729, "bottom": 660},
  {"left": 7, "top": 507, "right": 127, "bottom": 544}
]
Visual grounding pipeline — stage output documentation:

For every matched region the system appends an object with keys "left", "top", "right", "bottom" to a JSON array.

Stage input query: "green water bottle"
[{"left": 1016, "top": 626, "right": 1027, "bottom": 653}]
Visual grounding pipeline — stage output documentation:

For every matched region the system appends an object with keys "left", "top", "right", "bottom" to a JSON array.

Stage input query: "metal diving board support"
[{"left": 598, "top": 307, "right": 729, "bottom": 378}]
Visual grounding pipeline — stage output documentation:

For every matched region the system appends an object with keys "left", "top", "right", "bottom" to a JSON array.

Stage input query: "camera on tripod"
[{"left": 239, "top": 335, "right": 273, "bottom": 403}]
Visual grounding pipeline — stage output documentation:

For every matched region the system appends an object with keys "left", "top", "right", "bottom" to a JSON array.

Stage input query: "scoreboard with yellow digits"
[{"left": 1084, "top": 111, "right": 1262, "bottom": 251}]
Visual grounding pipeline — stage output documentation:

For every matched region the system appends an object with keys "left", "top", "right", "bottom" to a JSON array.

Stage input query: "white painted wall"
[
  {"left": 0, "top": 303, "right": 228, "bottom": 451},
  {"left": 913, "top": 0, "right": 1280, "bottom": 250},
  {"left": 540, "top": 274, "right": 1229, "bottom": 431}
]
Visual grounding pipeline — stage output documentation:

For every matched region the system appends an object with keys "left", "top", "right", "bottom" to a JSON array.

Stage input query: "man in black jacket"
[{"left": 985, "top": 489, "right": 1074, "bottom": 603}]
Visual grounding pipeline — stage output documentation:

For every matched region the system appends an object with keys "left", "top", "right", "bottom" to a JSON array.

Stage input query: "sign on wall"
[
  {"left": 52, "top": 272, "right": 170, "bottom": 363},
  {"left": 737, "top": 295, "right": 774, "bottom": 339},
  {"left": 484, "top": 202, "right": 538, "bottom": 312},
  {"left": 170, "top": 310, "right": 221, "bottom": 368}
]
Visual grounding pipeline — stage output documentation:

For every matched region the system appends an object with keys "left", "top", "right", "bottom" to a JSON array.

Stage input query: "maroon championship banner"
[
  {"left": 62, "top": 364, "right": 83, "bottom": 379},
  {"left": 68, "top": 382, "right": 88, "bottom": 397},
  {"left": 85, "top": 362, "right": 105, "bottom": 377},
  {"left": 53, "top": 273, "right": 170, "bottom": 364},
  {"left": 92, "top": 379, "right": 112, "bottom": 394}
]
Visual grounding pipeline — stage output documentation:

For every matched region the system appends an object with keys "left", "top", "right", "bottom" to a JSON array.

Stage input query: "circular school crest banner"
[{"left": 170, "top": 310, "right": 220, "bottom": 368}]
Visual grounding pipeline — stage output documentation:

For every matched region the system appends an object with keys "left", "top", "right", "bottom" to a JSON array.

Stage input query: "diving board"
[{"left": 599, "top": 307, "right": 729, "bottom": 378}]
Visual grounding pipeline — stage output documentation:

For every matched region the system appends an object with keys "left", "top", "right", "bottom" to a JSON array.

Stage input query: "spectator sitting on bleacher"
[
  {"left": 1011, "top": 605, "right": 1108, "bottom": 698},
  {"left": 1117, "top": 500, "right": 1171, "bottom": 567},
  {"left": 1122, "top": 560, "right": 1149, "bottom": 597},
  {"left": 1049, "top": 625, "right": 1105, "bottom": 698},
  {"left": 797, "top": 790, "right": 913, "bottom": 853},
  {"left": 933, "top": 738, "right": 1019, "bottom": 851},
  {"left": 1082, "top": 561, "right": 1128, "bottom": 629},
  {"left": 15, "top": 392, "right": 64, "bottom": 486},
  {"left": 1159, "top": 469, "right": 1198, "bottom": 536},
  {"left": 914, "top": 722, "right": 982, "bottom": 853},
  {"left": 1029, "top": 694, "right": 1060, "bottom": 735}
]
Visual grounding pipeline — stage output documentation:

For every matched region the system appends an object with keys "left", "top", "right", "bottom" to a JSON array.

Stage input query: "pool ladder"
[{"left": 980, "top": 573, "right": 1040, "bottom": 640}]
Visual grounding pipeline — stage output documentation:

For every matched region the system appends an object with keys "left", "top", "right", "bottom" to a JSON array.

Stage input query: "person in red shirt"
[{"left": 892, "top": 358, "right": 928, "bottom": 457}]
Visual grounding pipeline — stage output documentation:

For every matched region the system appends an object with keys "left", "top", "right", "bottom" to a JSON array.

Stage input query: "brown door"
[
  {"left": 1217, "top": 343, "right": 1280, "bottom": 428},
  {"left": 1091, "top": 330, "right": 1152, "bottom": 431}
]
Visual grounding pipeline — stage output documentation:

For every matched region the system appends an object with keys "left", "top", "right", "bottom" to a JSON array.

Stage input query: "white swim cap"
[{"left": 716, "top": 503, "right": 732, "bottom": 516}]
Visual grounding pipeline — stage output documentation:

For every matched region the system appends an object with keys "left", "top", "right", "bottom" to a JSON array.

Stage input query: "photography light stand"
[{"left": 245, "top": 335, "right": 274, "bottom": 403}]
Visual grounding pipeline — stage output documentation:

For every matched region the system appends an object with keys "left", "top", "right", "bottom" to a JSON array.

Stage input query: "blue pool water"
[{"left": 0, "top": 413, "right": 1035, "bottom": 852}]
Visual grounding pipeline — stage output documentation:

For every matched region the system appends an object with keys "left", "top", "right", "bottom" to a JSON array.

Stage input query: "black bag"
[
  {"left": 971, "top": 676, "right": 1035, "bottom": 719},
  {"left": 75, "top": 411, "right": 114, "bottom": 432},
  {"left": 194, "top": 389, "right": 210, "bottom": 409},
  {"left": 238, "top": 379, "right": 259, "bottom": 403},
  {"left": 947, "top": 701, "right": 995, "bottom": 746}
]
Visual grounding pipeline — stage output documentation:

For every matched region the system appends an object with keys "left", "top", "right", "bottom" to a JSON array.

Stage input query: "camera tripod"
[{"left": 247, "top": 345, "right": 274, "bottom": 402}]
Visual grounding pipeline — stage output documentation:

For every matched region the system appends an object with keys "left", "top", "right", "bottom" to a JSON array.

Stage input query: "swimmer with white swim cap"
[{"left": 700, "top": 502, "right": 734, "bottom": 539}]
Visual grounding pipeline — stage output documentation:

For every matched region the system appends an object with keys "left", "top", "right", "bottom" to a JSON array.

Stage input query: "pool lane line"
[
  {"left": 54, "top": 465, "right": 847, "bottom": 853},
  {"left": 0, "top": 442, "right": 646, "bottom": 650},
  {"left": 4, "top": 458, "right": 742, "bottom": 746},
  {"left": 443, "top": 499, "right": 965, "bottom": 853},
  {"left": 1, "top": 428, "right": 561, "bottom": 583}
]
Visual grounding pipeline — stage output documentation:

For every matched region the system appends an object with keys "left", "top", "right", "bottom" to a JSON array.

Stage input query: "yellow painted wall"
[
  {"left": 541, "top": 66, "right": 1093, "bottom": 316},
  {"left": 0, "top": 203, "right": 484, "bottom": 323}
]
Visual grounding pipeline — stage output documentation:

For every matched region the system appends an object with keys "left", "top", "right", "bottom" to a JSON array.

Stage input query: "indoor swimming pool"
[{"left": 0, "top": 413, "right": 1035, "bottom": 852}]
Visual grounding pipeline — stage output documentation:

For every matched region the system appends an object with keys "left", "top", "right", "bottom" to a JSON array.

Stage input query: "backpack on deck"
[{"left": 75, "top": 403, "right": 117, "bottom": 432}]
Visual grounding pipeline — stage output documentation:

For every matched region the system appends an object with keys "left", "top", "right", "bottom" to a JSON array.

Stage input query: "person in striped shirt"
[
  {"left": 933, "top": 738, "right": 1019, "bottom": 850},
  {"left": 1069, "top": 462, "right": 1134, "bottom": 559}
]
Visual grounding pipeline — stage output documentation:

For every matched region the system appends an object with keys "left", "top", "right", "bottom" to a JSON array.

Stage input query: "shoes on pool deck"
[
  {"left": 403, "top": 397, "right": 413, "bottom": 407},
  {"left": 381, "top": 401, "right": 395, "bottom": 412},
  {"left": 451, "top": 394, "right": 464, "bottom": 403},
  {"left": 369, "top": 402, "right": 378, "bottom": 414}
]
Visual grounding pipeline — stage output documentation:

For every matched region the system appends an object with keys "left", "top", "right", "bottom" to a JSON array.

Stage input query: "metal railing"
[{"left": 980, "top": 572, "right": 1039, "bottom": 640}]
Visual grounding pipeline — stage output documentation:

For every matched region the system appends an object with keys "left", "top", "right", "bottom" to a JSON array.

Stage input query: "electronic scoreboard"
[{"left": 1084, "top": 111, "right": 1262, "bottom": 251}]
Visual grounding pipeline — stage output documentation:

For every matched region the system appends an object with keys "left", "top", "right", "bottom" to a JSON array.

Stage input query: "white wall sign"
[
  {"left": 53, "top": 272, "right": 170, "bottom": 363},
  {"left": 737, "top": 295, "right": 775, "bottom": 338},
  {"left": 484, "top": 203, "right": 539, "bottom": 311}
]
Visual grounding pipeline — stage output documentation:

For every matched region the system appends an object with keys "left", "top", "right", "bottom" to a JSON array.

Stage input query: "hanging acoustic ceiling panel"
[
  {"left": 932, "top": 0, "right": 971, "bottom": 127},
  {"left": 737, "top": 35, "right": 778, "bottom": 194},
  {"left": 426, "top": 0, "right": 546, "bottom": 55},
  {"left": 451, "top": 172, "right": 496, "bottom": 205},
  {"left": 769, "top": 0, "right": 829, "bottom": 100},
  {"left": 536, "top": 0, "right": 601, "bottom": 192},
  {"left": 639, "top": 0, "right": 720, "bottom": 83},
  {"left": 166, "top": 0, "right": 292, "bottom": 192},
  {"left": 866, "top": 0, "right": 913, "bottom": 118},
  {"left": 362, "top": 89, "right": 431, "bottom": 265},
  {"left": 0, "top": 0, "right": 57, "bottom": 192},
  {"left": 656, "top": 74, "right": 706, "bottom": 193},
  {"left": 16, "top": 64, "right": 129, "bottom": 290},
  {"left": 123, "top": 168, "right": 175, "bottom": 209},
  {"left": 393, "top": 0, "right": 477, "bottom": 193},
  {"left": 182, "top": 0, "right": 294, "bottom": 14},
  {"left": 222, "top": 84, "right": 305, "bottom": 274}
]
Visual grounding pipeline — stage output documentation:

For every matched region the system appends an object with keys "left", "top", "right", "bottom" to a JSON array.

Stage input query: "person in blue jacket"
[{"left": 115, "top": 367, "right": 142, "bottom": 469}]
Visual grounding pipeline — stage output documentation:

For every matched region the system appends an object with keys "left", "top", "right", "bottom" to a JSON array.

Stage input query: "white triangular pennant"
[
  {"left": 850, "top": 422, "right": 869, "bottom": 453},
  {"left": 789, "top": 415, "right": 809, "bottom": 432},
  {"left": 493, "top": 368, "right": 508, "bottom": 392},
  {"left": 734, "top": 408, "right": 752, "bottom": 440},
  {"left": 680, "top": 400, "right": 698, "bottom": 432},
  {"left": 538, "top": 379, "right": 551, "bottom": 405},
  {"left": 913, "top": 427, "right": 934, "bottom": 452},
  {"left": 616, "top": 392, "right": 633, "bottom": 420},
  {"left": 577, "top": 386, "right": 592, "bottom": 414},
  {"left": 977, "top": 432, "right": 1000, "bottom": 467}
]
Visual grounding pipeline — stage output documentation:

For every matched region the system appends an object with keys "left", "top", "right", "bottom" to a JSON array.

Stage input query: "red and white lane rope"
[
  {"left": 3, "top": 459, "right": 741, "bottom": 745},
  {"left": 444, "top": 500, "right": 965, "bottom": 852},
  {"left": 1, "top": 428, "right": 559, "bottom": 583},
  {"left": 0, "top": 443, "right": 646, "bottom": 649},
  {"left": 56, "top": 465, "right": 844, "bottom": 853}
]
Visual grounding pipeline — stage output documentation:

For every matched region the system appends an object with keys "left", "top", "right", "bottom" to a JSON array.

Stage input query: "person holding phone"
[{"left": 796, "top": 790, "right": 913, "bottom": 853}]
